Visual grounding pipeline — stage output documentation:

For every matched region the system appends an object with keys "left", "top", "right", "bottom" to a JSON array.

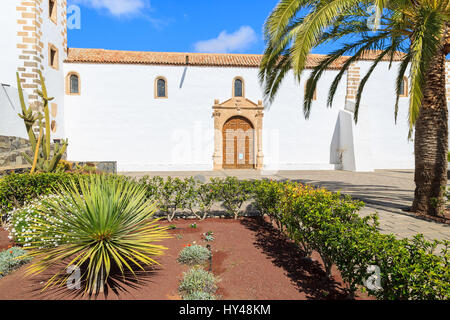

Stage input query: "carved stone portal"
[{"left": 212, "top": 97, "right": 264, "bottom": 170}]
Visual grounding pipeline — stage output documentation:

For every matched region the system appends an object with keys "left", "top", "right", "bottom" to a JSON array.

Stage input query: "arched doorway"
[{"left": 222, "top": 116, "right": 255, "bottom": 169}]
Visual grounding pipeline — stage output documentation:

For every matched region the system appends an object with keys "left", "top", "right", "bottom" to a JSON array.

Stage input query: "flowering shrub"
[
  {"left": 177, "top": 244, "right": 211, "bottom": 266},
  {"left": 178, "top": 266, "right": 218, "bottom": 299},
  {"left": 368, "top": 234, "right": 450, "bottom": 300},
  {"left": 139, "top": 176, "right": 164, "bottom": 203},
  {"left": 7, "top": 194, "right": 74, "bottom": 248},
  {"left": 0, "top": 247, "right": 31, "bottom": 279}
]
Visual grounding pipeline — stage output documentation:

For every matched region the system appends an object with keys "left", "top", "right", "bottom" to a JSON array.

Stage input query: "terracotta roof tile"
[
  {"left": 65, "top": 48, "right": 349, "bottom": 69},
  {"left": 357, "top": 50, "right": 406, "bottom": 61},
  {"left": 65, "top": 48, "right": 406, "bottom": 69}
]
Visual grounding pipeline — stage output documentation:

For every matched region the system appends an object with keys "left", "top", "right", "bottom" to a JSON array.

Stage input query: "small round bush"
[
  {"left": 0, "top": 247, "right": 31, "bottom": 279},
  {"left": 179, "top": 266, "right": 218, "bottom": 296},
  {"left": 183, "top": 291, "right": 217, "bottom": 301},
  {"left": 177, "top": 245, "right": 211, "bottom": 266}
]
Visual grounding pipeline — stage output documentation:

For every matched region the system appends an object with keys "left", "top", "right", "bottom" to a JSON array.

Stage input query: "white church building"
[{"left": 2, "top": 0, "right": 448, "bottom": 173}]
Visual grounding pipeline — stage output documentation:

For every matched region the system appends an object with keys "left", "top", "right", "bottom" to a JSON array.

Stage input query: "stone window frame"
[
  {"left": 65, "top": 71, "right": 81, "bottom": 95},
  {"left": 399, "top": 76, "right": 409, "bottom": 97},
  {"left": 233, "top": 77, "right": 245, "bottom": 98},
  {"left": 154, "top": 76, "right": 168, "bottom": 99},
  {"left": 49, "top": 0, "right": 58, "bottom": 25},
  {"left": 48, "top": 43, "right": 59, "bottom": 70},
  {"left": 304, "top": 82, "right": 317, "bottom": 101}
]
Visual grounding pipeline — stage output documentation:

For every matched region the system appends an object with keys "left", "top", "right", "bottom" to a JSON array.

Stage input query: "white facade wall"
[
  {"left": 65, "top": 64, "right": 345, "bottom": 171},
  {"left": 262, "top": 68, "right": 346, "bottom": 171},
  {"left": 40, "top": 0, "right": 67, "bottom": 139},
  {"left": 0, "top": 1, "right": 20, "bottom": 86},
  {"left": 65, "top": 61, "right": 415, "bottom": 172},
  {"left": 0, "top": 0, "right": 26, "bottom": 138},
  {"left": 355, "top": 61, "right": 414, "bottom": 170},
  {"left": 0, "top": 0, "right": 66, "bottom": 140}
]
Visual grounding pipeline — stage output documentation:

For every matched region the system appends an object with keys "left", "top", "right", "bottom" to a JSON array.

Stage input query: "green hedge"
[
  {"left": 0, "top": 173, "right": 82, "bottom": 218},
  {"left": 251, "top": 179, "right": 450, "bottom": 300},
  {"left": 0, "top": 173, "right": 135, "bottom": 220},
  {"left": 138, "top": 176, "right": 253, "bottom": 221},
  {"left": 2, "top": 174, "right": 253, "bottom": 222}
]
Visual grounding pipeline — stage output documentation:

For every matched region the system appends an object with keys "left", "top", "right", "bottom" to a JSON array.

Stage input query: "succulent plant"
[{"left": 16, "top": 70, "right": 68, "bottom": 173}]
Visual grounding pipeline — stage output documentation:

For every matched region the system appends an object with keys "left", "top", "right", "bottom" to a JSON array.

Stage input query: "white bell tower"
[{"left": 0, "top": 0, "right": 67, "bottom": 139}]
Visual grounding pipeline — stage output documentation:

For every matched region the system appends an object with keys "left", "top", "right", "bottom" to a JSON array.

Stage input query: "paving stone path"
[{"left": 123, "top": 170, "right": 449, "bottom": 242}]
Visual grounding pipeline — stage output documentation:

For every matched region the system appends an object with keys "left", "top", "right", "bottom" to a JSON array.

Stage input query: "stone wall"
[
  {"left": 0, "top": 135, "right": 117, "bottom": 174},
  {"left": 76, "top": 162, "right": 117, "bottom": 174},
  {"left": 0, "top": 135, "right": 33, "bottom": 168}
]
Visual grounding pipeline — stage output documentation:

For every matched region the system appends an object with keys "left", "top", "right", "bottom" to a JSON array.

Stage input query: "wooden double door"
[{"left": 222, "top": 116, "right": 255, "bottom": 169}]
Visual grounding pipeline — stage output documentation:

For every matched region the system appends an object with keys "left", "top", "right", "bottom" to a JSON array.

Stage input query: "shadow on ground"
[
  {"left": 24, "top": 262, "right": 160, "bottom": 300},
  {"left": 240, "top": 217, "right": 351, "bottom": 300}
]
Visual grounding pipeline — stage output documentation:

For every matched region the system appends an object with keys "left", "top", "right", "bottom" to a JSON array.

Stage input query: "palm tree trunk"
[{"left": 412, "top": 49, "right": 448, "bottom": 216}]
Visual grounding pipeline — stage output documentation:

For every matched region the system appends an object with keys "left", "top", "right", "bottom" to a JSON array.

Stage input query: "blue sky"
[{"left": 68, "top": 0, "right": 342, "bottom": 55}]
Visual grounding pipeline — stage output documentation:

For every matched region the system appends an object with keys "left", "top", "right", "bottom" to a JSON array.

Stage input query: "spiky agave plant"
[{"left": 24, "top": 174, "right": 170, "bottom": 294}]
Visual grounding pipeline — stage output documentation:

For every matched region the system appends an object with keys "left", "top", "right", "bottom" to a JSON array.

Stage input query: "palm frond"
[
  {"left": 291, "top": 0, "right": 362, "bottom": 79},
  {"left": 394, "top": 52, "right": 412, "bottom": 124},
  {"left": 408, "top": 7, "right": 444, "bottom": 135},
  {"left": 264, "top": 0, "right": 309, "bottom": 42},
  {"left": 354, "top": 47, "right": 392, "bottom": 122},
  {"left": 326, "top": 32, "right": 390, "bottom": 108}
]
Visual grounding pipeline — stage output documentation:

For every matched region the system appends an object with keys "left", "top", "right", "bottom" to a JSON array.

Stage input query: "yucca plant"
[{"left": 24, "top": 174, "right": 170, "bottom": 294}]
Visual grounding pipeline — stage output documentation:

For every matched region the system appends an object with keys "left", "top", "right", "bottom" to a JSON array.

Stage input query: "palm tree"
[{"left": 260, "top": 0, "right": 449, "bottom": 216}]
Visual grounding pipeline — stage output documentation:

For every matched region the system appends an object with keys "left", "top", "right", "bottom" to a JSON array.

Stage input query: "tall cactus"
[{"left": 17, "top": 70, "right": 68, "bottom": 173}]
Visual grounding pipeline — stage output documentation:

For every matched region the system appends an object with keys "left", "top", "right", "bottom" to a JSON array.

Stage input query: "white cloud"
[
  {"left": 194, "top": 26, "right": 258, "bottom": 53},
  {"left": 71, "top": 0, "right": 148, "bottom": 17}
]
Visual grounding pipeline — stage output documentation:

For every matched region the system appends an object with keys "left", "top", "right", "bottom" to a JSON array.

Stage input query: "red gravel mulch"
[
  {"left": 0, "top": 217, "right": 372, "bottom": 300},
  {"left": 0, "top": 227, "right": 14, "bottom": 251}
]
